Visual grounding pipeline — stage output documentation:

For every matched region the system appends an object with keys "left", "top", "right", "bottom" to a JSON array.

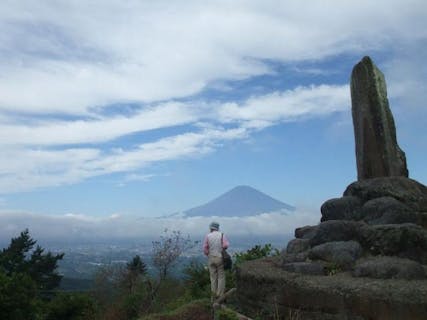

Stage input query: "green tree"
[
  {"left": 0, "top": 271, "right": 38, "bottom": 320},
  {"left": 0, "top": 229, "right": 66, "bottom": 320},
  {"left": 0, "top": 229, "right": 64, "bottom": 293},
  {"left": 44, "top": 292, "right": 95, "bottom": 320},
  {"left": 93, "top": 257, "right": 152, "bottom": 320},
  {"left": 123, "top": 255, "right": 148, "bottom": 294}
]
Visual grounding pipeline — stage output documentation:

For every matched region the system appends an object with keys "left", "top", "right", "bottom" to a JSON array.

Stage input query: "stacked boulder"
[
  {"left": 281, "top": 57, "right": 427, "bottom": 280},
  {"left": 283, "top": 176, "right": 427, "bottom": 279},
  {"left": 237, "top": 56, "right": 427, "bottom": 319}
]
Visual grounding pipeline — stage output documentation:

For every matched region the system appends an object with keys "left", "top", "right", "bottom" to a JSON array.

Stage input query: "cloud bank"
[{"left": 0, "top": 209, "right": 320, "bottom": 244}]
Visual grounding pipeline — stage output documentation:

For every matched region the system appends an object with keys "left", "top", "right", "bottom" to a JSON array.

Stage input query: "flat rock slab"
[{"left": 236, "top": 257, "right": 427, "bottom": 320}]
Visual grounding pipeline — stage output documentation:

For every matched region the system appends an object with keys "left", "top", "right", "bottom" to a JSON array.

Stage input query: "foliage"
[
  {"left": 120, "top": 289, "right": 150, "bottom": 320},
  {"left": 0, "top": 270, "right": 38, "bottom": 320},
  {"left": 182, "top": 259, "right": 210, "bottom": 299},
  {"left": 127, "top": 255, "right": 148, "bottom": 276},
  {"left": 92, "top": 258, "right": 153, "bottom": 319},
  {"left": 217, "top": 308, "right": 239, "bottom": 320},
  {"left": 234, "top": 243, "right": 279, "bottom": 265},
  {"left": 225, "top": 243, "right": 279, "bottom": 290},
  {"left": 44, "top": 292, "right": 96, "bottom": 320},
  {"left": 0, "top": 229, "right": 64, "bottom": 293},
  {"left": 325, "top": 262, "right": 341, "bottom": 276},
  {"left": 152, "top": 229, "right": 197, "bottom": 280},
  {"left": 139, "top": 298, "right": 211, "bottom": 320},
  {"left": 0, "top": 229, "right": 68, "bottom": 320},
  {"left": 123, "top": 255, "right": 148, "bottom": 294}
]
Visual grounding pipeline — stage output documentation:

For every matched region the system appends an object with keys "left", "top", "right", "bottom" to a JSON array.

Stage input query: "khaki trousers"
[{"left": 208, "top": 255, "right": 225, "bottom": 298}]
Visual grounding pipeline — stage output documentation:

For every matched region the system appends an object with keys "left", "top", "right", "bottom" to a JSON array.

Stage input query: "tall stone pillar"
[{"left": 350, "top": 56, "right": 408, "bottom": 180}]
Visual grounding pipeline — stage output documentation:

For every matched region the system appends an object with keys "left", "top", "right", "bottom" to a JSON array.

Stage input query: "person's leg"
[
  {"left": 208, "top": 257, "right": 218, "bottom": 300},
  {"left": 217, "top": 258, "right": 225, "bottom": 297}
]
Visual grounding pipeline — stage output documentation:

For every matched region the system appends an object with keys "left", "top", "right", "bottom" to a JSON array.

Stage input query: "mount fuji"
[{"left": 180, "top": 185, "right": 295, "bottom": 217}]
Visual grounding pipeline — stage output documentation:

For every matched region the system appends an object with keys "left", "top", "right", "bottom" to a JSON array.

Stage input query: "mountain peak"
[{"left": 183, "top": 186, "right": 295, "bottom": 217}]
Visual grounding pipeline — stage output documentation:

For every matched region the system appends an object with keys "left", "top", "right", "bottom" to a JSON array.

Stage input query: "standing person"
[{"left": 203, "top": 221, "right": 229, "bottom": 301}]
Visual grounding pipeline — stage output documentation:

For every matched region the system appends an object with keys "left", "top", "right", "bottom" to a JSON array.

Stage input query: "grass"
[{"left": 139, "top": 299, "right": 212, "bottom": 320}]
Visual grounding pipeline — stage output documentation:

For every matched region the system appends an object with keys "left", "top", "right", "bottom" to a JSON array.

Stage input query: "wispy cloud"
[
  {"left": 0, "top": 102, "right": 199, "bottom": 146},
  {"left": 0, "top": 1, "right": 425, "bottom": 114},
  {"left": 0, "top": 84, "right": 348, "bottom": 192},
  {"left": 0, "top": 0, "right": 425, "bottom": 195},
  {"left": 218, "top": 85, "right": 350, "bottom": 126}
]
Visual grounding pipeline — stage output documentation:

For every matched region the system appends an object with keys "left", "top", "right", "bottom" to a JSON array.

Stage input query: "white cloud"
[
  {"left": 218, "top": 85, "right": 350, "bottom": 126},
  {"left": 0, "top": 84, "right": 349, "bottom": 148},
  {"left": 0, "top": 126, "right": 251, "bottom": 192},
  {"left": 0, "top": 101, "right": 199, "bottom": 146},
  {"left": 0, "top": 83, "right": 349, "bottom": 192},
  {"left": 0, "top": 1, "right": 425, "bottom": 114},
  {"left": 123, "top": 173, "right": 158, "bottom": 183},
  {"left": 0, "top": 209, "right": 320, "bottom": 243},
  {"left": 0, "top": 0, "right": 425, "bottom": 194}
]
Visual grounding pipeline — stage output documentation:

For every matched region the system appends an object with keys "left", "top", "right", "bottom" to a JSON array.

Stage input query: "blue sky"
[{"left": 0, "top": 1, "right": 426, "bottom": 240}]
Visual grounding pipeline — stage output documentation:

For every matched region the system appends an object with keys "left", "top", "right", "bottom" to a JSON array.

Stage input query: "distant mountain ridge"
[{"left": 183, "top": 185, "right": 295, "bottom": 217}]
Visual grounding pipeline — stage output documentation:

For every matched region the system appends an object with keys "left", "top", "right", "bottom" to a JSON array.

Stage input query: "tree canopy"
[{"left": 0, "top": 229, "right": 64, "bottom": 292}]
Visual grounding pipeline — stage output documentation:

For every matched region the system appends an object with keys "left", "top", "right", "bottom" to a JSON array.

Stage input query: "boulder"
[
  {"left": 295, "top": 225, "right": 318, "bottom": 240},
  {"left": 359, "top": 223, "right": 427, "bottom": 263},
  {"left": 361, "top": 196, "right": 417, "bottom": 225},
  {"left": 354, "top": 256, "right": 426, "bottom": 280},
  {"left": 281, "top": 251, "right": 309, "bottom": 264},
  {"left": 350, "top": 56, "right": 408, "bottom": 180},
  {"left": 282, "top": 261, "right": 325, "bottom": 275},
  {"left": 321, "top": 196, "right": 363, "bottom": 222},
  {"left": 309, "top": 220, "right": 364, "bottom": 247},
  {"left": 309, "top": 241, "right": 362, "bottom": 269},
  {"left": 344, "top": 176, "right": 427, "bottom": 211},
  {"left": 417, "top": 212, "right": 427, "bottom": 229},
  {"left": 286, "top": 238, "right": 310, "bottom": 254}
]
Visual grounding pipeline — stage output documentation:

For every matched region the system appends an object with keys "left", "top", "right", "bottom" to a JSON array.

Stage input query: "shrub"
[
  {"left": 234, "top": 243, "right": 279, "bottom": 265},
  {"left": 182, "top": 260, "right": 210, "bottom": 299},
  {"left": 45, "top": 292, "right": 96, "bottom": 320},
  {"left": 217, "top": 308, "right": 239, "bottom": 320}
]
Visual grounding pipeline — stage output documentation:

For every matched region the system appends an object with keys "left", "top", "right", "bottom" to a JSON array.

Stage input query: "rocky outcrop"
[
  {"left": 353, "top": 256, "right": 426, "bottom": 280},
  {"left": 236, "top": 57, "right": 427, "bottom": 319},
  {"left": 344, "top": 176, "right": 427, "bottom": 211},
  {"left": 237, "top": 258, "right": 427, "bottom": 320},
  {"left": 350, "top": 56, "right": 408, "bottom": 180}
]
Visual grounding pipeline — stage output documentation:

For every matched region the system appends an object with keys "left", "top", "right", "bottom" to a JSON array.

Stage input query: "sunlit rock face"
[{"left": 350, "top": 56, "right": 408, "bottom": 180}]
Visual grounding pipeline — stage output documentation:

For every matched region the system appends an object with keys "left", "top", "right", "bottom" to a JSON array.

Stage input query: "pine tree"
[
  {"left": 124, "top": 255, "right": 147, "bottom": 293},
  {"left": 0, "top": 229, "right": 65, "bottom": 319},
  {"left": 0, "top": 229, "right": 64, "bottom": 293}
]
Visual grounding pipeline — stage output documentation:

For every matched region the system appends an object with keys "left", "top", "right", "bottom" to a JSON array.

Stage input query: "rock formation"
[
  {"left": 236, "top": 57, "right": 427, "bottom": 319},
  {"left": 351, "top": 56, "right": 408, "bottom": 180}
]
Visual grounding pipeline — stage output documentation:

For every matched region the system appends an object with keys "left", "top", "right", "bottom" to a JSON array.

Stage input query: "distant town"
[{"left": 46, "top": 234, "right": 290, "bottom": 290}]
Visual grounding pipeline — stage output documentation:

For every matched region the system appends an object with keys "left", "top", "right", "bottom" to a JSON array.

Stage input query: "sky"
[{"left": 0, "top": 1, "right": 426, "bottom": 242}]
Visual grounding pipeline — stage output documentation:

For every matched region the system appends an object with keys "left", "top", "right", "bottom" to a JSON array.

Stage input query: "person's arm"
[
  {"left": 222, "top": 234, "right": 229, "bottom": 249},
  {"left": 203, "top": 235, "right": 209, "bottom": 256}
]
